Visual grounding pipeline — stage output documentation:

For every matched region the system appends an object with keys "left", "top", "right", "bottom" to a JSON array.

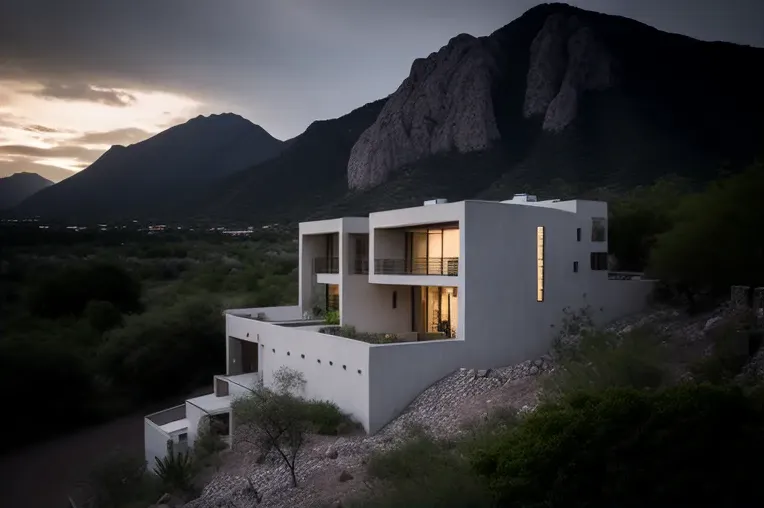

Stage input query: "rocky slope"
[
  {"left": 179, "top": 301, "right": 752, "bottom": 508},
  {"left": 347, "top": 34, "right": 502, "bottom": 190},
  {"left": 0, "top": 172, "right": 52, "bottom": 210}
]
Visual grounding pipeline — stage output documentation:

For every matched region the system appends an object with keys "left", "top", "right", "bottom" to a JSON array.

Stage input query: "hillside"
[
  {"left": 13, "top": 114, "right": 285, "bottom": 221},
  {"left": 0, "top": 172, "right": 53, "bottom": 210}
]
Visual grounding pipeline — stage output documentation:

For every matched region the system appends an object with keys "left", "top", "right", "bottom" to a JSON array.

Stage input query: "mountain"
[
  {"left": 201, "top": 3, "right": 764, "bottom": 224},
  {"left": 14, "top": 114, "right": 285, "bottom": 221},
  {"left": 11, "top": 3, "right": 764, "bottom": 224},
  {"left": 0, "top": 173, "right": 53, "bottom": 210}
]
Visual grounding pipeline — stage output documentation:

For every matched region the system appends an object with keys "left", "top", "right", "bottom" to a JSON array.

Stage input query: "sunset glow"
[{"left": 0, "top": 80, "right": 205, "bottom": 181}]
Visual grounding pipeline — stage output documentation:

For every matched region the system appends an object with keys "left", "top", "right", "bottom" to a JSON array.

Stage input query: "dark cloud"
[
  {"left": 0, "top": 159, "right": 77, "bottom": 182},
  {"left": 71, "top": 127, "right": 152, "bottom": 145},
  {"left": 23, "top": 124, "right": 61, "bottom": 133},
  {"left": 0, "top": 144, "right": 103, "bottom": 160},
  {"left": 30, "top": 83, "right": 136, "bottom": 107},
  {"left": 0, "top": 0, "right": 762, "bottom": 139}
]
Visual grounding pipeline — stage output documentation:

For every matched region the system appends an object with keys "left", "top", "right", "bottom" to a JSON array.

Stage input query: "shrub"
[
  {"left": 544, "top": 326, "right": 666, "bottom": 398},
  {"left": 78, "top": 452, "right": 161, "bottom": 508},
  {"left": 153, "top": 442, "right": 195, "bottom": 495},
  {"left": 690, "top": 314, "right": 752, "bottom": 384},
  {"left": 304, "top": 400, "right": 358, "bottom": 435},
  {"left": 470, "top": 384, "right": 764, "bottom": 507},
  {"left": 325, "top": 310, "right": 340, "bottom": 325},
  {"left": 356, "top": 432, "right": 492, "bottom": 508},
  {"left": 84, "top": 300, "right": 124, "bottom": 332}
]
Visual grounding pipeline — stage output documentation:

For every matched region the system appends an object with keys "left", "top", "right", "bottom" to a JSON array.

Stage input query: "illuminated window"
[{"left": 537, "top": 226, "right": 545, "bottom": 302}]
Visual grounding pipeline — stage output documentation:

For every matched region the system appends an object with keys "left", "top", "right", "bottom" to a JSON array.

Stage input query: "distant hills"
[
  {"left": 14, "top": 113, "right": 285, "bottom": 221},
  {"left": 11, "top": 3, "right": 764, "bottom": 224},
  {"left": 0, "top": 173, "right": 53, "bottom": 210}
]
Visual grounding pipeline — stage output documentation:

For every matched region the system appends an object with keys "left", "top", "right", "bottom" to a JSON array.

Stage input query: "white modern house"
[{"left": 145, "top": 195, "right": 653, "bottom": 466}]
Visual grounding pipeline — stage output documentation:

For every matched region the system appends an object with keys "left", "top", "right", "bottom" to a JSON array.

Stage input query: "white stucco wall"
[
  {"left": 185, "top": 401, "right": 205, "bottom": 444},
  {"left": 459, "top": 200, "right": 652, "bottom": 368},
  {"left": 342, "top": 276, "right": 412, "bottom": 333},
  {"left": 367, "top": 339, "right": 465, "bottom": 432},
  {"left": 227, "top": 315, "right": 373, "bottom": 430},
  {"left": 144, "top": 420, "right": 171, "bottom": 470}
]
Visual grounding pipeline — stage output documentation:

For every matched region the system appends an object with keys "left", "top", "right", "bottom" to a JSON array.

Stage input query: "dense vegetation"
[{"left": 0, "top": 226, "right": 298, "bottom": 453}]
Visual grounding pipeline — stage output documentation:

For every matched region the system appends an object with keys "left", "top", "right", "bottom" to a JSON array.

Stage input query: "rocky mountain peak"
[
  {"left": 346, "top": 5, "right": 617, "bottom": 191},
  {"left": 347, "top": 32, "right": 501, "bottom": 190},
  {"left": 523, "top": 12, "right": 614, "bottom": 131}
]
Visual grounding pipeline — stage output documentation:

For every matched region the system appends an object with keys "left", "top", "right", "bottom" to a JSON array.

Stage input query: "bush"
[
  {"left": 470, "top": 384, "right": 764, "bottom": 507},
  {"left": 325, "top": 310, "right": 340, "bottom": 325},
  {"left": 84, "top": 300, "right": 124, "bottom": 332},
  {"left": 545, "top": 326, "right": 666, "bottom": 398},
  {"left": 690, "top": 314, "right": 753, "bottom": 384},
  {"left": 153, "top": 444, "right": 195, "bottom": 496},
  {"left": 78, "top": 452, "right": 161, "bottom": 508},
  {"left": 355, "top": 432, "right": 492, "bottom": 508},
  {"left": 304, "top": 400, "right": 358, "bottom": 435}
]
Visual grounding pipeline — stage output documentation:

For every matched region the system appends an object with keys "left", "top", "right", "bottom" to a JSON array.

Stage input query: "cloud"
[
  {"left": 71, "top": 127, "right": 152, "bottom": 145},
  {"left": 23, "top": 124, "right": 61, "bottom": 133},
  {"left": 0, "top": 144, "right": 103, "bottom": 160},
  {"left": 0, "top": 158, "right": 77, "bottom": 182},
  {"left": 30, "top": 83, "right": 136, "bottom": 107}
]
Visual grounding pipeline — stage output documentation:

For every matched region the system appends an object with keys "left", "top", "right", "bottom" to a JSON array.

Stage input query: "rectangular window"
[
  {"left": 537, "top": 227, "right": 545, "bottom": 302},
  {"left": 576, "top": 228, "right": 581, "bottom": 242},
  {"left": 392, "top": 291, "right": 397, "bottom": 309},
  {"left": 591, "top": 218, "right": 606, "bottom": 242},
  {"left": 590, "top": 252, "right": 608, "bottom": 271},
  {"left": 573, "top": 261, "right": 579, "bottom": 273}
]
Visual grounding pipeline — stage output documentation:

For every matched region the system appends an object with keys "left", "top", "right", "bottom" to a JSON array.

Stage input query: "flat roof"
[
  {"left": 159, "top": 418, "right": 188, "bottom": 435},
  {"left": 187, "top": 393, "right": 232, "bottom": 413}
]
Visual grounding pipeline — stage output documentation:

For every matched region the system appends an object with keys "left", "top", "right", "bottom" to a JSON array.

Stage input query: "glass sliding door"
[{"left": 419, "top": 286, "right": 458, "bottom": 339}]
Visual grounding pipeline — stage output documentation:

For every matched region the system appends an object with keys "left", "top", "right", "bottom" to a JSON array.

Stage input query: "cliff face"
[
  {"left": 347, "top": 9, "right": 614, "bottom": 190},
  {"left": 523, "top": 13, "right": 615, "bottom": 131},
  {"left": 347, "top": 34, "right": 502, "bottom": 191}
]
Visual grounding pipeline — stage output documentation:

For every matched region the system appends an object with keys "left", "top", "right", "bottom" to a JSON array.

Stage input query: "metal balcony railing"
[
  {"left": 374, "top": 257, "right": 459, "bottom": 276},
  {"left": 352, "top": 258, "right": 370, "bottom": 275},
  {"left": 313, "top": 257, "right": 339, "bottom": 274}
]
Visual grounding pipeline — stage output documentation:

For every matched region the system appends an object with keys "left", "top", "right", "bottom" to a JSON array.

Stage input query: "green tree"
[
  {"left": 649, "top": 163, "right": 764, "bottom": 298},
  {"left": 231, "top": 367, "right": 310, "bottom": 487}
]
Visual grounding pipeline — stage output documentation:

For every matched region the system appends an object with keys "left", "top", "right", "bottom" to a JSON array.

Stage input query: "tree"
[
  {"left": 649, "top": 163, "right": 764, "bottom": 299},
  {"left": 607, "top": 176, "right": 687, "bottom": 271},
  {"left": 231, "top": 367, "right": 310, "bottom": 487}
]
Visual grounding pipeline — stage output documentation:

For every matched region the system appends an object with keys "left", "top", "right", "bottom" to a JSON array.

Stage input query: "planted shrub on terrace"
[{"left": 318, "top": 324, "right": 399, "bottom": 344}]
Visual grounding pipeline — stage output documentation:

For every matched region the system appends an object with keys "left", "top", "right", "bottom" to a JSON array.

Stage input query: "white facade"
[{"left": 145, "top": 195, "right": 654, "bottom": 464}]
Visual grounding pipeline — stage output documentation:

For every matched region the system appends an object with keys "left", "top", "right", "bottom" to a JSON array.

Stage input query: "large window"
[
  {"left": 591, "top": 218, "right": 607, "bottom": 242},
  {"left": 537, "top": 226, "right": 545, "bottom": 302},
  {"left": 405, "top": 226, "right": 459, "bottom": 275}
]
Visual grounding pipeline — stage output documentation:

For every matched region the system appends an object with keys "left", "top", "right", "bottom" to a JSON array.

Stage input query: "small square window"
[
  {"left": 573, "top": 261, "right": 579, "bottom": 273},
  {"left": 178, "top": 433, "right": 188, "bottom": 442},
  {"left": 591, "top": 218, "right": 606, "bottom": 242}
]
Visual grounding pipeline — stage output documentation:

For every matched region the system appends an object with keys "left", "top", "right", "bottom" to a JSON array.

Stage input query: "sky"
[{"left": 1, "top": 0, "right": 762, "bottom": 182}]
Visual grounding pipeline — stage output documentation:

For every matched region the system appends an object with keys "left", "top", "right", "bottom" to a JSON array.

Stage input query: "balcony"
[
  {"left": 374, "top": 257, "right": 459, "bottom": 276},
  {"left": 313, "top": 257, "right": 339, "bottom": 274},
  {"left": 352, "top": 257, "right": 370, "bottom": 275}
]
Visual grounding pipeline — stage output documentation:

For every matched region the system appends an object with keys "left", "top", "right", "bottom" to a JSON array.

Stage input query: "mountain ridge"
[
  {"left": 0, "top": 172, "right": 53, "bottom": 210},
  {"left": 14, "top": 113, "right": 286, "bottom": 221},
  {"left": 10, "top": 3, "right": 764, "bottom": 224}
]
